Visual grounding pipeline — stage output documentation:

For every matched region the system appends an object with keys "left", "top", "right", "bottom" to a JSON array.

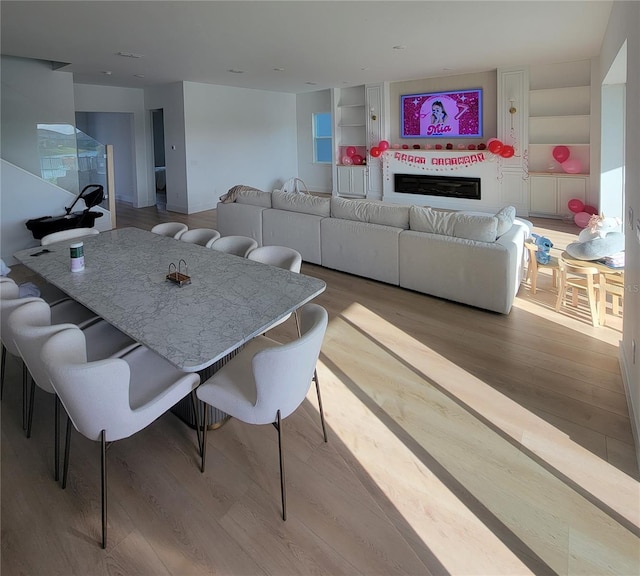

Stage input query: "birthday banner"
[{"left": 390, "top": 150, "right": 486, "bottom": 168}]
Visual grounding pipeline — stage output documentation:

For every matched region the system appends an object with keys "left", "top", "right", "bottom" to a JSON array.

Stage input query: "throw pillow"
[
  {"left": 565, "top": 232, "right": 625, "bottom": 260},
  {"left": 409, "top": 206, "right": 456, "bottom": 236},
  {"left": 495, "top": 205, "right": 516, "bottom": 237}
]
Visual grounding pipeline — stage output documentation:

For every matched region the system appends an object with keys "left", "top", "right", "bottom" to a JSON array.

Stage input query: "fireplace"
[{"left": 394, "top": 173, "right": 481, "bottom": 200}]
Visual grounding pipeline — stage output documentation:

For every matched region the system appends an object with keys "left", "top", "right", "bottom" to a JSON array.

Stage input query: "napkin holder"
[{"left": 166, "top": 259, "right": 191, "bottom": 287}]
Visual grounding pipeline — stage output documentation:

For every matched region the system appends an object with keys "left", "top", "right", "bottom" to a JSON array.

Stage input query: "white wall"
[
  {"left": 76, "top": 111, "right": 137, "bottom": 203},
  {"left": 598, "top": 0, "right": 640, "bottom": 466},
  {"left": 296, "top": 90, "right": 333, "bottom": 193},
  {"left": 1, "top": 56, "right": 76, "bottom": 177},
  {"left": 74, "top": 84, "right": 152, "bottom": 207},
  {"left": 599, "top": 84, "right": 625, "bottom": 220},
  {"left": 182, "top": 82, "right": 298, "bottom": 212}
]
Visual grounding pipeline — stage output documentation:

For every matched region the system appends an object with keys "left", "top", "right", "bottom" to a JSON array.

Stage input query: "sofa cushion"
[
  {"left": 453, "top": 214, "right": 498, "bottom": 242},
  {"left": 272, "top": 190, "right": 331, "bottom": 217},
  {"left": 409, "top": 206, "right": 457, "bottom": 236},
  {"left": 331, "top": 197, "right": 409, "bottom": 229},
  {"left": 495, "top": 205, "right": 516, "bottom": 237},
  {"left": 234, "top": 189, "right": 272, "bottom": 208}
]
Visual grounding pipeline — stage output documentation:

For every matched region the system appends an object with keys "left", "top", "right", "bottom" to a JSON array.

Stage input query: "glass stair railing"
[{"left": 37, "top": 123, "right": 111, "bottom": 211}]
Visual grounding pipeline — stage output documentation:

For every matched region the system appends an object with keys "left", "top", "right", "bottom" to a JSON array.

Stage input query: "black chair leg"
[
  {"left": 54, "top": 396, "right": 60, "bottom": 482},
  {"left": 26, "top": 376, "right": 36, "bottom": 438},
  {"left": 22, "top": 363, "right": 28, "bottom": 430},
  {"left": 62, "top": 416, "right": 72, "bottom": 489},
  {"left": 274, "top": 409, "right": 286, "bottom": 521},
  {"left": 191, "top": 390, "right": 202, "bottom": 457},
  {"left": 1, "top": 344, "right": 6, "bottom": 400},
  {"left": 200, "top": 402, "right": 209, "bottom": 473},
  {"left": 313, "top": 369, "right": 328, "bottom": 443},
  {"left": 101, "top": 430, "right": 107, "bottom": 549}
]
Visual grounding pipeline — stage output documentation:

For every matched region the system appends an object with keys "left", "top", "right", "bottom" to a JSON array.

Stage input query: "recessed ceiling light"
[
  {"left": 102, "top": 71, "right": 112, "bottom": 75},
  {"left": 273, "top": 67, "right": 285, "bottom": 72},
  {"left": 227, "top": 69, "right": 245, "bottom": 74},
  {"left": 361, "top": 67, "right": 369, "bottom": 71},
  {"left": 392, "top": 45, "right": 407, "bottom": 50},
  {"left": 134, "top": 74, "right": 145, "bottom": 78},
  {"left": 305, "top": 82, "right": 317, "bottom": 85},
  {"left": 116, "top": 51, "right": 144, "bottom": 59}
]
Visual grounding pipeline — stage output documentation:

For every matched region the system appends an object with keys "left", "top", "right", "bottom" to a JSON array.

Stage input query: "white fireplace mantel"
[{"left": 382, "top": 148, "right": 514, "bottom": 213}]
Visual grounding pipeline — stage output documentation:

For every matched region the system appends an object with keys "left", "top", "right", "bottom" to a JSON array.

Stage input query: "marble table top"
[{"left": 15, "top": 227, "right": 326, "bottom": 372}]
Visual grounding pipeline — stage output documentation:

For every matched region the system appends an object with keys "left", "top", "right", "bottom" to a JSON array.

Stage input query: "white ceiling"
[{"left": 1, "top": 0, "right": 613, "bottom": 94}]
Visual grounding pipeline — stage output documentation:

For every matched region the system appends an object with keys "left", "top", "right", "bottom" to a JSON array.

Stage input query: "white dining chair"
[
  {"left": 196, "top": 303, "right": 328, "bottom": 521},
  {"left": 41, "top": 326, "right": 201, "bottom": 548},
  {"left": 150, "top": 222, "right": 188, "bottom": 239},
  {"left": 41, "top": 227, "right": 100, "bottom": 246},
  {"left": 248, "top": 245, "right": 302, "bottom": 272},
  {"left": 1, "top": 280, "right": 99, "bottom": 416},
  {"left": 179, "top": 228, "right": 221, "bottom": 247},
  {"left": 1, "top": 281, "right": 36, "bottom": 413},
  {"left": 209, "top": 235, "right": 258, "bottom": 257},
  {"left": 8, "top": 299, "right": 139, "bottom": 481},
  {"left": 248, "top": 246, "right": 302, "bottom": 331}
]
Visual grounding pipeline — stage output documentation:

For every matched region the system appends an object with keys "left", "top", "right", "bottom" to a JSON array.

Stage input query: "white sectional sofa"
[{"left": 217, "top": 189, "right": 531, "bottom": 314}]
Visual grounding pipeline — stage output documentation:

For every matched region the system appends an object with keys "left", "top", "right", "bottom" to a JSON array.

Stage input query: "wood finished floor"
[{"left": 2, "top": 201, "right": 638, "bottom": 575}]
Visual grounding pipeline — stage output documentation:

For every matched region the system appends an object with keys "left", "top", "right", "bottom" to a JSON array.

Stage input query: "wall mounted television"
[{"left": 401, "top": 89, "right": 482, "bottom": 138}]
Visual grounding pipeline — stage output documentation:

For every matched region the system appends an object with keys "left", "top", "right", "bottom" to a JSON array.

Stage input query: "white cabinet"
[
  {"left": 529, "top": 174, "right": 587, "bottom": 217},
  {"left": 337, "top": 165, "right": 367, "bottom": 197}
]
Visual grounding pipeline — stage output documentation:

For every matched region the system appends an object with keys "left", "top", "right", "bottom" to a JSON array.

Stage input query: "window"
[{"left": 313, "top": 112, "right": 332, "bottom": 164}]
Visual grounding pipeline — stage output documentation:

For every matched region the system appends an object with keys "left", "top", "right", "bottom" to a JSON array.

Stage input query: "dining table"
[{"left": 14, "top": 227, "right": 327, "bottom": 425}]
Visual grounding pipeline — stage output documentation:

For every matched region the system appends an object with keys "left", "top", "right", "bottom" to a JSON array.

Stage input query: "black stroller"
[{"left": 25, "top": 184, "right": 105, "bottom": 240}]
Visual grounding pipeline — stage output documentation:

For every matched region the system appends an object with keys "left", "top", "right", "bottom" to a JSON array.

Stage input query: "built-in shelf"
[
  {"left": 528, "top": 60, "right": 591, "bottom": 178},
  {"left": 529, "top": 86, "right": 590, "bottom": 117}
]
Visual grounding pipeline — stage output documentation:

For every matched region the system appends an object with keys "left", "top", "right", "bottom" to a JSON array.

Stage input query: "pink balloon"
[
  {"left": 370, "top": 146, "right": 381, "bottom": 158},
  {"left": 392, "top": 143, "right": 401, "bottom": 149},
  {"left": 583, "top": 205, "right": 598, "bottom": 215},
  {"left": 561, "top": 158, "right": 582, "bottom": 174},
  {"left": 342, "top": 155, "right": 353, "bottom": 165},
  {"left": 552, "top": 146, "right": 570, "bottom": 163},
  {"left": 351, "top": 154, "right": 364, "bottom": 165},
  {"left": 567, "top": 198, "right": 584, "bottom": 213},
  {"left": 574, "top": 211, "right": 591, "bottom": 228},
  {"left": 378, "top": 140, "right": 389, "bottom": 151},
  {"left": 346, "top": 146, "right": 357, "bottom": 158}
]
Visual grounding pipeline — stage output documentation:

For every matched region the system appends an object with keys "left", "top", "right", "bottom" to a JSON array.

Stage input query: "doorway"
[{"left": 151, "top": 109, "right": 167, "bottom": 211}]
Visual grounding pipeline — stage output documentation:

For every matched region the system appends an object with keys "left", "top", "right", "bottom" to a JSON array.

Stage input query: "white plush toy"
[{"left": 578, "top": 213, "right": 621, "bottom": 242}]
